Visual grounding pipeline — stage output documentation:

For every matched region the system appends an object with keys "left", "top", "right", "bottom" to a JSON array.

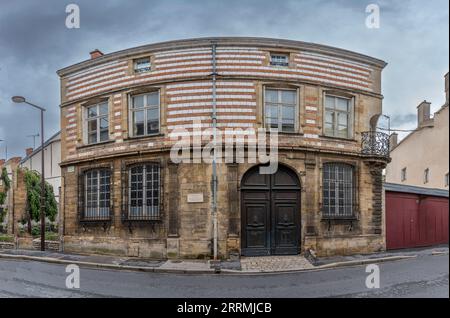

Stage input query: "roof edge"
[{"left": 57, "top": 37, "right": 387, "bottom": 77}]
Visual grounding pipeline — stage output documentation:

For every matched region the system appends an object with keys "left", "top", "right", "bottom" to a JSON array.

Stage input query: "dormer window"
[
  {"left": 270, "top": 54, "right": 289, "bottom": 67},
  {"left": 134, "top": 58, "right": 151, "bottom": 73}
]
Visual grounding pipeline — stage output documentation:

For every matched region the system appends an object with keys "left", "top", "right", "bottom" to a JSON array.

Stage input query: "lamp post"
[
  {"left": 11, "top": 96, "right": 46, "bottom": 251},
  {"left": 0, "top": 139, "right": 6, "bottom": 160}
]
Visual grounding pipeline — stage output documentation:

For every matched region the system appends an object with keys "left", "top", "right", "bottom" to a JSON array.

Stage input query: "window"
[
  {"left": 130, "top": 92, "right": 160, "bottom": 136},
  {"left": 401, "top": 168, "right": 407, "bottom": 182},
  {"left": 324, "top": 95, "right": 352, "bottom": 139},
  {"left": 134, "top": 58, "right": 151, "bottom": 73},
  {"left": 424, "top": 168, "right": 430, "bottom": 184},
  {"left": 445, "top": 173, "right": 449, "bottom": 187},
  {"left": 84, "top": 169, "right": 111, "bottom": 220},
  {"left": 86, "top": 102, "right": 109, "bottom": 144},
  {"left": 322, "top": 163, "right": 355, "bottom": 218},
  {"left": 264, "top": 89, "right": 297, "bottom": 132},
  {"left": 128, "top": 164, "right": 160, "bottom": 220},
  {"left": 270, "top": 54, "right": 289, "bottom": 67}
]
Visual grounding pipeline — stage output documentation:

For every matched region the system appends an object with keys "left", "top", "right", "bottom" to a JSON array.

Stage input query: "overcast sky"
[{"left": 0, "top": 0, "right": 448, "bottom": 159}]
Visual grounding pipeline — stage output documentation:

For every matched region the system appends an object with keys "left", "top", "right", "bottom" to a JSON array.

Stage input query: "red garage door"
[{"left": 386, "top": 191, "right": 449, "bottom": 250}]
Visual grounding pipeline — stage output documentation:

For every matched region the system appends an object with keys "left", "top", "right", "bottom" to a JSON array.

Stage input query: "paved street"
[{"left": 0, "top": 252, "right": 447, "bottom": 298}]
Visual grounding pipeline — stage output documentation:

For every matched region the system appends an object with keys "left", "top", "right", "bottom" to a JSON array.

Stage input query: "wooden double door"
[{"left": 241, "top": 165, "right": 301, "bottom": 256}]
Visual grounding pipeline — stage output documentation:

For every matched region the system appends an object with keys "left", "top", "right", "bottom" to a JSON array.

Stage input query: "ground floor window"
[
  {"left": 127, "top": 164, "right": 160, "bottom": 220},
  {"left": 83, "top": 169, "right": 111, "bottom": 220},
  {"left": 322, "top": 163, "right": 355, "bottom": 218}
]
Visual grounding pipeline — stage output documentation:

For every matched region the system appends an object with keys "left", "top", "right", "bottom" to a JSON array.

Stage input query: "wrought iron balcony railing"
[{"left": 361, "top": 131, "right": 390, "bottom": 158}]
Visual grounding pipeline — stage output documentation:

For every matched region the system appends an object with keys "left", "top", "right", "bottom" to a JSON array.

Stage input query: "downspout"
[{"left": 211, "top": 43, "right": 218, "bottom": 261}]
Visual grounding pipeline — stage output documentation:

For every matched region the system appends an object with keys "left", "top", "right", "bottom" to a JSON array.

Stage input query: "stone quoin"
[{"left": 57, "top": 37, "right": 389, "bottom": 259}]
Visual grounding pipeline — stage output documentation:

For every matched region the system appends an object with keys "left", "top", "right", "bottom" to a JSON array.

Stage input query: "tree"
[
  {"left": 23, "top": 169, "right": 57, "bottom": 234},
  {"left": 0, "top": 167, "right": 11, "bottom": 223}
]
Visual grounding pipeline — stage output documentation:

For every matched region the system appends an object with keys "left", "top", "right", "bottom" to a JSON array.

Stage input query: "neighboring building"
[
  {"left": 19, "top": 131, "right": 62, "bottom": 203},
  {"left": 0, "top": 157, "right": 22, "bottom": 233},
  {"left": 57, "top": 37, "right": 389, "bottom": 258},
  {"left": 386, "top": 73, "right": 449, "bottom": 189},
  {"left": 385, "top": 183, "right": 448, "bottom": 250}
]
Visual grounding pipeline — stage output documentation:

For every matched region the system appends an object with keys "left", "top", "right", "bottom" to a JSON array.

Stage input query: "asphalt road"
[{"left": 0, "top": 253, "right": 448, "bottom": 298}]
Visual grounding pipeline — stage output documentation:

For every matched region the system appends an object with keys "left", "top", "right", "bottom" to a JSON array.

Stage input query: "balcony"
[{"left": 361, "top": 131, "right": 390, "bottom": 159}]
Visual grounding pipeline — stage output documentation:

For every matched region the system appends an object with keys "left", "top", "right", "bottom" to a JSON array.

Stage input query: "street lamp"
[
  {"left": 11, "top": 96, "right": 46, "bottom": 251},
  {"left": 0, "top": 139, "right": 6, "bottom": 160}
]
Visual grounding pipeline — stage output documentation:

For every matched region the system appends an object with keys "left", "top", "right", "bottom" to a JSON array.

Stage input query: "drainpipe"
[{"left": 211, "top": 43, "right": 218, "bottom": 261}]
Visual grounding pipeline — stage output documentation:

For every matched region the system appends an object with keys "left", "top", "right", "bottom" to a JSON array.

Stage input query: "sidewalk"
[{"left": 0, "top": 246, "right": 446, "bottom": 275}]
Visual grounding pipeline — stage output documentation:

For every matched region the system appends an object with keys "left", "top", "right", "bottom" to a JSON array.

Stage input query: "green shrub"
[{"left": 0, "top": 235, "right": 14, "bottom": 243}]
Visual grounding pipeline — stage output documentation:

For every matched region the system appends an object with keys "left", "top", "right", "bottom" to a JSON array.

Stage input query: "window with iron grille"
[
  {"left": 264, "top": 88, "right": 297, "bottom": 132},
  {"left": 134, "top": 58, "right": 151, "bottom": 73},
  {"left": 270, "top": 54, "right": 289, "bottom": 67},
  {"left": 86, "top": 102, "right": 109, "bottom": 144},
  {"left": 322, "top": 163, "right": 355, "bottom": 218},
  {"left": 130, "top": 92, "right": 159, "bottom": 137},
  {"left": 127, "top": 164, "right": 160, "bottom": 220},
  {"left": 324, "top": 95, "right": 352, "bottom": 139},
  {"left": 83, "top": 169, "right": 111, "bottom": 220}
]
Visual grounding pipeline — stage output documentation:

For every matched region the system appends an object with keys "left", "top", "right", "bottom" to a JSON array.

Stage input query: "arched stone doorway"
[{"left": 241, "top": 165, "right": 301, "bottom": 256}]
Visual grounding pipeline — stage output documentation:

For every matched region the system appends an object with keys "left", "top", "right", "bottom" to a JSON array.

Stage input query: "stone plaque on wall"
[{"left": 187, "top": 193, "right": 204, "bottom": 203}]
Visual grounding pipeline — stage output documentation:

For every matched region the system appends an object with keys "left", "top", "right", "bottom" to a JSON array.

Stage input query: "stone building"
[
  {"left": 57, "top": 37, "right": 389, "bottom": 258},
  {"left": 386, "top": 73, "right": 449, "bottom": 190}
]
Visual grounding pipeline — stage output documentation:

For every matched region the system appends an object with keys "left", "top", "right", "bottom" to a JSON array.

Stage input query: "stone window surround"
[
  {"left": 121, "top": 158, "right": 165, "bottom": 222},
  {"left": 322, "top": 90, "right": 355, "bottom": 140},
  {"left": 318, "top": 158, "right": 360, "bottom": 221},
  {"left": 80, "top": 97, "right": 112, "bottom": 146},
  {"left": 127, "top": 88, "right": 161, "bottom": 138},
  {"left": 127, "top": 54, "right": 154, "bottom": 76},
  {"left": 77, "top": 163, "right": 114, "bottom": 223},
  {"left": 260, "top": 82, "right": 303, "bottom": 135}
]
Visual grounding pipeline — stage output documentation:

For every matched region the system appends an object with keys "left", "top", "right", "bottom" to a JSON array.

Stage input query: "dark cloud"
[{"left": 0, "top": 0, "right": 448, "bottom": 158}]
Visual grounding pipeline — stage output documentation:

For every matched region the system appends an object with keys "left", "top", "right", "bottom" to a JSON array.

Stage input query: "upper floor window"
[
  {"left": 134, "top": 58, "right": 151, "bottom": 73},
  {"left": 86, "top": 102, "right": 109, "bottom": 144},
  {"left": 445, "top": 173, "right": 449, "bottom": 187},
  {"left": 125, "top": 164, "right": 160, "bottom": 221},
  {"left": 270, "top": 54, "right": 289, "bottom": 67},
  {"left": 322, "top": 163, "right": 355, "bottom": 219},
  {"left": 401, "top": 167, "right": 407, "bottom": 182},
  {"left": 324, "top": 95, "right": 352, "bottom": 139},
  {"left": 82, "top": 169, "right": 111, "bottom": 221},
  {"left": 130, "top": 92, "right": 160, "bottom": 137},
  {"left": 264, "top": 88, "right": 297, "bottom": 133},
  {"left": 424, "top": 168, "right": 430, "bottom": 184}
]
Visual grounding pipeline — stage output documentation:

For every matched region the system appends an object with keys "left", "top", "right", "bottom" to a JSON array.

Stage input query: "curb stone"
[{"left": 0, "top": 253, "right": 417, "bottom": 275}]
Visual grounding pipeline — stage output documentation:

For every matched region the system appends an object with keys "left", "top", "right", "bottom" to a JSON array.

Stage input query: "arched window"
[{"left": 322, "top": 163, "right": 355, "bottom": 218}]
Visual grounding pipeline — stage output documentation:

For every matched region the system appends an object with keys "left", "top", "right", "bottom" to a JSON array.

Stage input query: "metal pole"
[
  {"left": 211, "top": 43, "right": 218, "bottom": 261},
  {"left": 40, "top": 109, "right": 45, "bottom": 251}
]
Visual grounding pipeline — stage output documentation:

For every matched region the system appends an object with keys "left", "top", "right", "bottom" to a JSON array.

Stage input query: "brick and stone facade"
[{"left": 58, "top": 37, "right": 389, "bottom": 258}]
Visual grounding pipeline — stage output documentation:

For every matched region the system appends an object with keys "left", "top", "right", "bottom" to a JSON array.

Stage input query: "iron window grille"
[
  {"left": 324, "top": 95, "right": 352, "bottom": 139},
  {"left": 134, "top": 58, "right": 151, "bottom": 73},
  {"left": 79, "top": 169, "right": 112, "bottom": 221},
  {"left": 322, "top": 163, "right": 356, "bottom": 219},
  {"left": 122, "top": 164, "right": 161, "bottom": 221},
  {"left": 264, "top": 88, "right": 297, "bottom": 132},
  {"left": 130, "top": 91, "right": 160, "bottom": 137},
  {"left": 270, "top": 54, "right": 289, "bottom": 67},
  {"left": 86, "top": 102, "right": 109, "bottom": 144}
]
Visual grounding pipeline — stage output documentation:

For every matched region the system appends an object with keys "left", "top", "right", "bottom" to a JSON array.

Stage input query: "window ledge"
[
  {"left": 319, "top": 135, "right": 357, "bottom": 142},
  {"left": 125, "top": 133, "right": 164, "bottom": 141},
  {"left": 76, "top": 140, "right": 115, "bottom": 150},
  {"left": 321, "top": 216, "right": 358, "bottom": 221}
]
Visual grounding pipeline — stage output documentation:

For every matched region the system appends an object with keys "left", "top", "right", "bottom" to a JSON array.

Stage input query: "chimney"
[
  {"left": 90, "top": 49, "right": 104, "bottom": 59},
  {"left": 417, "top": 100, "right": 432, "bottom": 128},
  {"left": 445, "top": 72, "right": 449, "bottom": 106},
  {"left": 389, "top": 133, "right": 398, "bottom": 151},
  {"left": 26, "top": 148, "right": 33, "bottom": 156}
]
